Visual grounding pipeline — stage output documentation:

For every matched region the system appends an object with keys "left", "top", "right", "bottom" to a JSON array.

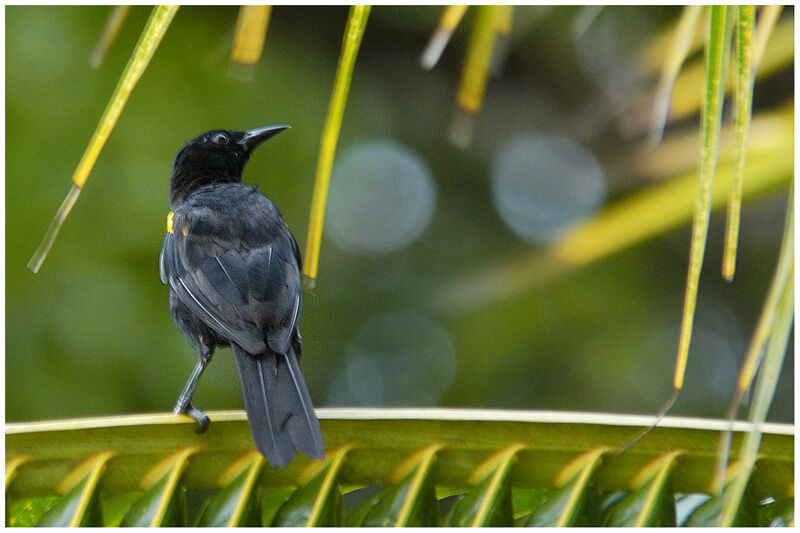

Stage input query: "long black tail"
[{"left": 232, "top": 344, "right": 325, "bottom": 468}]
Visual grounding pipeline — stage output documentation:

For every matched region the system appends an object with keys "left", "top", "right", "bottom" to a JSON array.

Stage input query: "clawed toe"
[
  {"left": 173, "top": 402, "right": 210, "bottom": 433},
  {"left": 194, "top": 413, "right": 210, "bottom": 434}
]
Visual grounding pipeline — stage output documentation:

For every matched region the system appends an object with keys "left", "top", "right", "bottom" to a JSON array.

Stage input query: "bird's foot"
[{"left": 173, "top": 401, "right": 210, "bottom": 434}]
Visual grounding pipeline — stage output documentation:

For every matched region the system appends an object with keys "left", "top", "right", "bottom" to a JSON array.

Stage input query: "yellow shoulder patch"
[{"left": 166, "top": 211, "right": 174, "bottom": 234}]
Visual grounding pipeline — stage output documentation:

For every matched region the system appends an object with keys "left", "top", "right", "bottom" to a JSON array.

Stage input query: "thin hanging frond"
[
  {"left": 27, "top": 5, "right": 179, "bottom": 274},
  {"left": 721, "top": 5, "right": 756, "bottom": 280},
  {"left": 715, "top": 185, "right": 793, "bottom": 496},
  {"left": 420, "top": 5, "right": 468, "bottom": 70},
  {"left": 302, "top": 5, "right": 371, "bottom": 287},
  {"left": 229, "top": 5, "right": 272, "bottom": 81},
  {"left": 89, "top": 5, "right": 132, "bottom": 69},
  {"left": 649, "top": 5, "right": 704, "bottom": 145},
  {"left": 671, "top": 4, "right": 731, "bottom": 401},
  {"left": 449, "top": 5, "right": 499, "bottom": 148}
]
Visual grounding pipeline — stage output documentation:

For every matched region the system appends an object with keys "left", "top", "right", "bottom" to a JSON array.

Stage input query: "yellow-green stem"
[
  {"left": 89, "top": 5, "right": 131, "bottom": 69},
  {"left": 751, "top": 5, "right": 782, "bottom": 71},
  {"left": 449, "top": 6, "right": 499, "bottom": 148},
  {"left": 720, "top": 268, "right": 792, "bottom": 526},
  {"left": 230, "top": 5, "right": 271, "bottom": 65},
  {"left": 302, "top": 5, "right": 371, "bottom": 286},
  {"left": 721, "top": 5, "right": 755, "bottom": 280},
  {"left": 27, "top": 5, "right": 179, "bottom": 273},
  {"left": 673, "top": 5, "right": 730, "bottom": 392},
  {"left": 455, "top": 6, "right": 498, "bottom": 113},
  {"left": 420, "top": 5, "right": 468, "bottom": 70},
  {"left": 649, "top": 5, "right": 704, "bottom": 145},
  {"left": 715, "top": 184, "right": 793, "bottom": 491}
]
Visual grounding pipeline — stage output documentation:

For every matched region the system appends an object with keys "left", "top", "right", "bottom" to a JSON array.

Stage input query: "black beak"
[{"left": 238, "top": 124, "right": 290, "bottom": 152}]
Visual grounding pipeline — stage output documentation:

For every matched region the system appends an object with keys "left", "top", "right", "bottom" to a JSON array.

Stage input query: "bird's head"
[{"left": 170, "top": 125, "right": 289, "bottom": 206}]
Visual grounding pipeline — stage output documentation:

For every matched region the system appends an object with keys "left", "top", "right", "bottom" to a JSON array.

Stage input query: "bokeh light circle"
[
  {"left": 326, "top": 140, "right": 436, "bottom": 255},
  {"left": 342, "top": 311, "right": 457, "bottom": 406},
  {"left": 491, "top": 133, "right": 606, "bottom": 243}
]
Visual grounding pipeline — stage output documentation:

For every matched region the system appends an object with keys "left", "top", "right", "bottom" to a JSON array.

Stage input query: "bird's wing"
[{"left": 160, "top": 206, "right": 301, "bottom": 356}]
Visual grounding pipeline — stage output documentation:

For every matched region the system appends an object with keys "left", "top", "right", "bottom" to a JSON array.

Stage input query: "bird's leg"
[{"left": 173, "top": 343, "right": 213, "bottom": 434}]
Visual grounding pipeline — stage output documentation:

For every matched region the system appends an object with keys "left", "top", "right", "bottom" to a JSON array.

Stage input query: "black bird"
[{"left": 159, "top": 125, "right": 324, "bottom": 467}]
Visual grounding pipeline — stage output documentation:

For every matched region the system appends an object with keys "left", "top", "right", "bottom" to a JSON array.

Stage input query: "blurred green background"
[{"left": 6, "top": 6, "right": 793, "bottom": 424}]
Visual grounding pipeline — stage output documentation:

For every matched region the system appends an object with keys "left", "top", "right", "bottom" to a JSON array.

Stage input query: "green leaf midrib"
[{"left": 6, "top": 409, "right": 793, "bottom": 499}]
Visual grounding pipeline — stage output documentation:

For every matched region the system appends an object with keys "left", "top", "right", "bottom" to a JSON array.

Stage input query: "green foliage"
[
  {"left": 447, "top": 445, "right": 521, "bottom": 526},
  {"left": 351, "top": 445, "right": 440, "bottom": 526},
  {"left": 6, "top": 410, "right": 793, "bottom": 526},
  {"left": 195, "top": 453, "right": 264, "bottom": 526},
  {"left": 602, "top": 451, "right": 680, "bottom": 526},
  {"left": 119, "top": 448, "right": 194, "bottom": 526},
  {"left": 270, "top": 446, "right": 349, "bottom": 526},
  {"left": 5, "top": 7, "right": 794, "bottom": 528},
  {"left": 523, "top": 448, "right": 605, "bottom": 526},
  {"left": 7, "top": 6, "right": 793, "bottom": 438}
]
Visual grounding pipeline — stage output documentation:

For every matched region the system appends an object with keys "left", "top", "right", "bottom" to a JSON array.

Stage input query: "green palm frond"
[{"left": 6, "top": 409, "right": 793, "bottom": 527}]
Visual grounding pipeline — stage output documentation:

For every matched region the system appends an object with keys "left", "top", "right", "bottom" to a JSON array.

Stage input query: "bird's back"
[{"left": 162, "top": 182, "right": 303, "bottom": 355}]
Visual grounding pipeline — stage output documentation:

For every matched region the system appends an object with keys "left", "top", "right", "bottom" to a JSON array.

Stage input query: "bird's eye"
[{"left": 212, "top": 133, "right": 229, "bottom": 145}]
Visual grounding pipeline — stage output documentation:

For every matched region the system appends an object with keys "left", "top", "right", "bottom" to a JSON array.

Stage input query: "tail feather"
[
  {"left": 283, "top": 351, "right": 326, "bottom": 459},
  {"left": 233, "top": 344, "right": 324, "bottom": 468}
]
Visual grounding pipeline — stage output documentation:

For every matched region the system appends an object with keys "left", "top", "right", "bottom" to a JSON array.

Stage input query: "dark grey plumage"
[{"left": 159, "top": 127, "right": 324, "bottom": 467}]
